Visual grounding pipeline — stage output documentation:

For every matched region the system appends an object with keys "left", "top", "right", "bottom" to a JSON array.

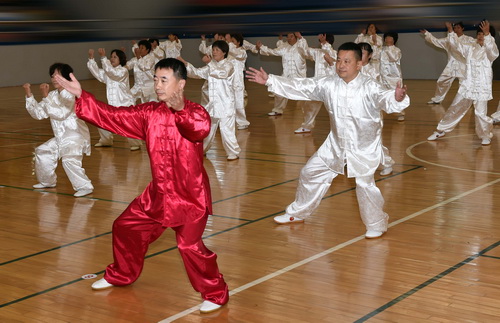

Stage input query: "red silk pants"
[{"left": 103, "top": 199, "right": 229, "bottom": 305}]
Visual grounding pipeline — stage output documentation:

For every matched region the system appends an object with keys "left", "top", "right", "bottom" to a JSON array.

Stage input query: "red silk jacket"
[{"left": 76, "top": 90, "right": 212, "bottom": 227}]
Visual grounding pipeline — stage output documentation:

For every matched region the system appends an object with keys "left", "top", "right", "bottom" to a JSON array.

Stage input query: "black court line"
[
  {"left": 354, "top": 240, "right": 500, "bottom": 323},
  {"left": 480, "top": 254, "right": 500, "bottom": 260},
  {"left": 0, "top": 177, "right": 299, "bottom": 267},
  {"left": 0, "top": 166, "right": 421, "bottom": 268},
  {"left": 0, "top": 166, "right": 423, "bottom": 309}
]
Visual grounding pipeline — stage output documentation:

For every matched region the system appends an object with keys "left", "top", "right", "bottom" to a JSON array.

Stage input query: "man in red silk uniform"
[{"left": 56, "top": 58, "right": 228, "bottom": 314}]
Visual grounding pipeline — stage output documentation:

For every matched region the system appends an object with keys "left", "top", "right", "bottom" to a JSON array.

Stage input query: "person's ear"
[{"left": 178, "top": 79, "right": 186, "bottom": 91}]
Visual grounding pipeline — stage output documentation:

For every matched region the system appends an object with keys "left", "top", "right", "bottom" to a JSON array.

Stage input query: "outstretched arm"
[
  {"left": 245, "top": 67, "right": 269, "bottom": 85},
  {"left": 55, "top": 73, "right": 82, "bottom": 98}
]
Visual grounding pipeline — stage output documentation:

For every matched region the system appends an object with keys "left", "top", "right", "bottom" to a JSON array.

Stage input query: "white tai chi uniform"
[
  {"left": 491, "top": 101, "right": 500, "bottom": 121},
  {"left": 87, "top": 57, "right": 143, "bottom": 148},
  {"left": 361, "top": 63, "right": 394, "bottom": 170},
  {"left": 380, "top": 45, "right": 404, "bottom": 118},
  {"left": 423, "top": 31, "right": 474, "bottom": 103},
  {"left": 126, "top": 52, "right": 156, "bottom": 103},
  {"left": 228, "top": 42, "right": 250, "bottom": 129},
  {"left": 159, "top": 39, "right": 182, "bottom": 58},
  {"left": 25, "top": 89, "right": 93, "bottom": 192},
  {"left": 436, "top": 32, "right": 498, "bottom": 140},
  {"left": 242, "top": 40, "right": 259, "bottom": 54},
  {"left": 301, "top": 42, "right": 337, "bottom": 130},
  {"left": 198, "top": 40, "right": 213, "bottom": 107},
  {"left": 186, "top": 58, "right": 241, "bottom": 158},
  {"left": 355, "top": 33, "right": 383, "bottom": 73},
  {"left": 266, "top": 73, "right": 409, "bottom": 232},
  {"left": 259, "top": 37, "right": 310, "bottom": 114}
]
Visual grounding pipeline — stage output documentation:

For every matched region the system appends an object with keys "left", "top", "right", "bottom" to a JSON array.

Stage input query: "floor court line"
[
  {"left": 406, "top": 135, "right": 500, "bottom": 175},
  {"left": 158, "top": 177, "right": 500, "bottom": 322}
]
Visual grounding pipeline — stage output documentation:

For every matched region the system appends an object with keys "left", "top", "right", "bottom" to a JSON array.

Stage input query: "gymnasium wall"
[{"left": 2, "top": 32, "right": 499, "bottom": 88}]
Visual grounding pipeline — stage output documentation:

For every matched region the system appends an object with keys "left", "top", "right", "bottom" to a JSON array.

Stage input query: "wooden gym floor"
[{"left": 1, "top": 78, "right": 499, "bottom": 322}]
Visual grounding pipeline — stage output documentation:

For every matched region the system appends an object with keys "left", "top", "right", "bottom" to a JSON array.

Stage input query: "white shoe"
[
  {"left": 200, "top": 300, "right": 222, "bottom": 314},
  {"left": 493, "top": 118, "right": 500, "bottom": 125},
  {"left": 397, "top": 115, "right": 405, "bottom": 121},
  {"left": 74, "top": 189, "right": 93, "bottom": 197},
  {"left": 427, "top": 131, "right": 445, "bottom": 141},
  {"left": 380, "top": 167, "right": 393, "bottom": 176},
  {"left": 267, "top": 111, "right": 282, "bottom": 116},
  {"left": 294, "top": 127, "right": 311, "bottom": 134},
  {"left": 365, "top": 230, "right": 386, "bottom": 239},
  {"left": 227, "top": 155, "right": 239, "bottom": 161},
  {"left": 481, "top": 138, "right": 491, "bottom": 146},
  {"left": 33, "top": 183, "right": 56, "bottom": 189},
  {"left": 95, "top": 142, "right": 112, "bottom": 147},
  {"left": 130, "top": 146, "right": 141, "bottom": 151},
  {"left": 91, "top": 278, "right": 114, "bottom": 290},
  {"left": 237, "top": 125, "right": 249, "bottom": 130},
  {"left": 427, "top": 100, "right": 440, "bottom": 104},
  {"left": 268, "top": 93, "right": 275, "bottom": 98},
  {"left": 273, "top": 214, "right": 304, "bottom": 224}
]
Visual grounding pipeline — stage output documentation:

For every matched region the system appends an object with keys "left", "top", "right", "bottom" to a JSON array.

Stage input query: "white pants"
[
  {"left": 35, "top": 138, "right": 94, "bottom": 192},
  {"left": 437, "top": 93, "right": 493, "bottom": 140},
  {"left": 300, "top": 101, "right": 322, "bottom": 129},
  {"left": 381, "top": 145, "right": 394, "bottom": 169},
  {"left": 203, "top": 116, "right": 241, "bottom": 157},
  {"left": 285, "top": 153, "right": 388, "bottom": 232},
  {"left": 201, "top": 81, "right": 209, "bottom": 107},
  {"left": 235, "top": 85, "right": 250, "bottom": 128},
  {"left": 430, "top": 73, "right": 456, "bottom": 103},
  {"left": 491, "top": 100, "right": 500, "bottom": 119},
  {"left": 97, "top": 128, "right": 142, "bottom": 148}
]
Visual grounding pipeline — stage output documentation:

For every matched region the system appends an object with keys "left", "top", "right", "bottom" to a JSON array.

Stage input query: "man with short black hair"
[
  {"left": 56, "top": 58, "right": 229, "bottom": 314},
  {"left": 247, "top": 42, "right": 409, "bottom": 239}
]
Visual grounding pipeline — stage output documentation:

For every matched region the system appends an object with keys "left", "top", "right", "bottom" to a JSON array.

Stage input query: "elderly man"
[
  {"left": 246, "top": 42, "right": 409, "bottom": 239},
  {"left": 56, "top": 58, "right": 228, "bottom": 314}
]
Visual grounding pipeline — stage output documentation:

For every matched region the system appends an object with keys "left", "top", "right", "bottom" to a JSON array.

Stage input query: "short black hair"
[
  {"left": 383, "top": 32, "right": 399, "bottom": 45},
  {"left": 324, "top": 33, "right": 335, "bottom": 45},
  {"left": 149, "top": 38, "right": 159, "bottom": 45},
  {"left": 49, "top": 63, "right": 73, "bottom": 81},
  {"left": 231, "top": 33, "right": 244, "bottom": 47},
  {"left": 365, "top": 23, "right": 379, "bottom": 33},
  {"left": 358, "top": 42, "right": 373, "bottom": 55},
  {"left": 154, "top": 58, "right": 187, "bottom": 80},
  {"left": 111, "top": 49, "right": 127, "bottom": 66},
  {"left": 138, "top": 39, "right": 152, "bottom": 53},
  {"left": 337, "top": 42, "right": 362, "bottom": 61},
  {"left": 453, "top": 21, "right": 465, "bottom": 29},
  {"left": 212, "top": 40, "right": 229, "bottom": 58}
]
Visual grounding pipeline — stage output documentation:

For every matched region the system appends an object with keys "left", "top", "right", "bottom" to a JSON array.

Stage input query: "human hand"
[
  {"left": 54, "top": 73, "right": 83, "bottom": 98},
  {"left": 88, "top": 49, "right": 94, "bottom": 59},
  {"left": 202, "top": 54, "right": 211, "bottom": 64},
  {"left": 324, "top": 53, "right": 334, "bottom": 66},
  {"left": 165, "top": 87, "right": 185, "bottom": 111},
  {"left": 445, "top": 22, "right": 453, "bottom": 32},
  {"left": 480, "top": 20, "right": 490, "bottom": 36},
  {"left": 40, "top": 83, "right": 50, "bottom": 97},
  {"left": 23, "top": 83, "right": 32, "bottom": 97},
  {"left": 395, "top": 81, "right": 407, "bottom": 102},
  {"left": 245, "top": 67, "right": 269, "bottom": 85},
  {"left": 98, "top": 48, "right": 106, "bottom": 57}
]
